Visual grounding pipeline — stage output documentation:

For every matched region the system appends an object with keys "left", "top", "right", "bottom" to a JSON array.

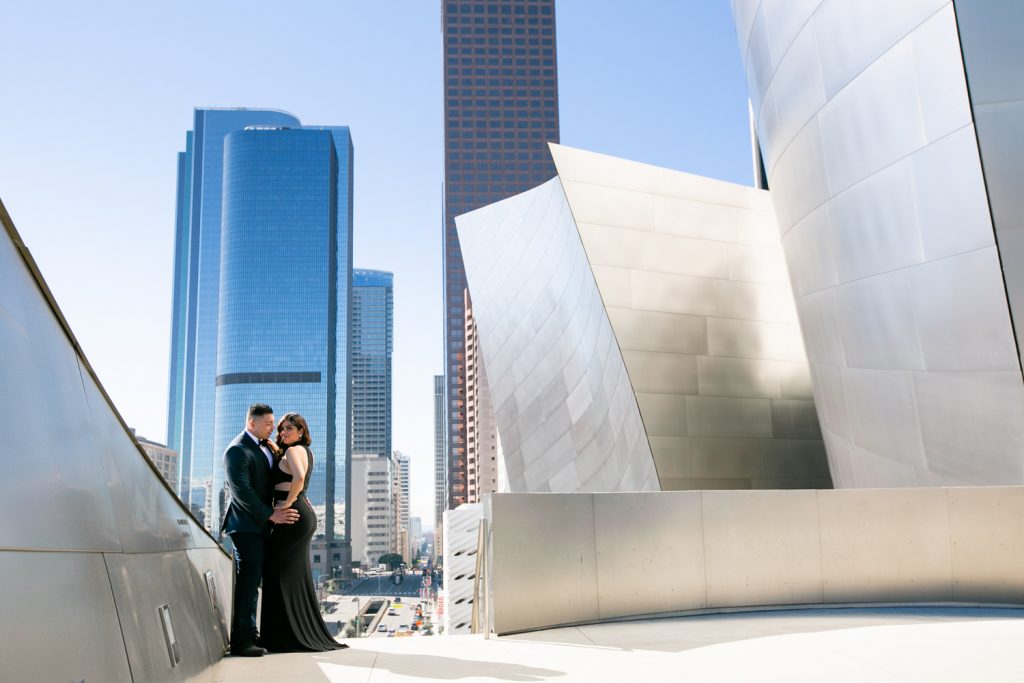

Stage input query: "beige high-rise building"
[
  {"left": 392, "top": 451, "right": 410, "bottom": 561},
  {"left": 135, "top": 435, "right": 179, "bottom": 492},
  {"left": 352, "top": 453, "right": 392, "bottom": 568}
]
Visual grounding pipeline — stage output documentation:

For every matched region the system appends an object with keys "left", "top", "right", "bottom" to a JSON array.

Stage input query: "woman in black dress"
[{"left": 259, "top": 412, "right": 346, "bottom": 652}]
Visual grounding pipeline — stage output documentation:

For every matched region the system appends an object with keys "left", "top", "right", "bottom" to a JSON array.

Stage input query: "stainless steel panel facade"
[
  {"left": 458, "top": 144, "right": 829, "bottom": 493},
  {"left": 1, "top": 202, "right": 233, "bottom": 681},
  {"left": 457, "top": 176, "right": 659, "bottom": 494},
  {"left": 83, "top": 375, "right": 198, "bottom": 553},
  {"left": 732, "top": 0, "right": 1024, "bottom": 487},
  {"left": 0, "top": 552, "right": 133, "bottom": 683},
  {"left": 486, "top": 488, "right": 1024, "bottom": 634},
  {"left": 106, "top": 552, "right": 217, "bottom": 682},
  {"left": 0, "top": 234, "right": 122, "bottom": 551}
]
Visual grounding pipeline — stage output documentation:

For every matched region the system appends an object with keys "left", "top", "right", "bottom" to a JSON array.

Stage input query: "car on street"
[{"left": 377, "top": 625, "right": 388, "bottom": 632}]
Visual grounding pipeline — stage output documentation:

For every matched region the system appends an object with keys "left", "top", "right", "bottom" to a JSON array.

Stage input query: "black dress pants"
[{"left": 229, "top": 532, "right": 266, "bottom": 649}]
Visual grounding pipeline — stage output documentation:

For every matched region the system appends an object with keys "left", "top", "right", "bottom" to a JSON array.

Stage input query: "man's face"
[{"left": 248, "top": 413, "right": 275, "bottom": 440}]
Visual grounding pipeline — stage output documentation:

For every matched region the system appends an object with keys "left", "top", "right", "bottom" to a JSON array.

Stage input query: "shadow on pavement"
[{"left": 326, "top": 649, "right": 565, "bottom": 681}]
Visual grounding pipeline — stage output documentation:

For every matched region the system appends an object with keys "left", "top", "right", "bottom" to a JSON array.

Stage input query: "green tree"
[{"left": 378, "top": 553, "right": 404, "bottom": 569}]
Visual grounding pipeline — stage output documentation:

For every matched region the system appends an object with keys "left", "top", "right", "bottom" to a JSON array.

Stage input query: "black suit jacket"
[{"left": 221, "top": 432, "right": 274, "bottom": 536}]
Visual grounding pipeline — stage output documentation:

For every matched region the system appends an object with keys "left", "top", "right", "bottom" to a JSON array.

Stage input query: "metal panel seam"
[
  {"left": 101, "top": 552, "right": 137, "bottom": 682},
  {"left": 950, "top": 0, "right": 1024, "bottom": 378},
  {"left": 549, "top": 161, "right": 661, "bottom": 488}
]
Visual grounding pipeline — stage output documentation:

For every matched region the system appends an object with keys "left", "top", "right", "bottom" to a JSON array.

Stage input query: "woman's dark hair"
[{"left": 275, "top": 412, "right": 312, "bottom": 449}]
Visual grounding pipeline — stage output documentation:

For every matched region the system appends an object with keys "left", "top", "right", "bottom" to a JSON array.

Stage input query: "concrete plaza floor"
[{"left": 211, "top": 606, "right": 1024, "bottom": 682}]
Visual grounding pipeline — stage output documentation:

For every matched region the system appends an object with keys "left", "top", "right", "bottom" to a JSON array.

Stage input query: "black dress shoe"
[{"left": 230, "top": 644, "right": 267, "bottom": 657}]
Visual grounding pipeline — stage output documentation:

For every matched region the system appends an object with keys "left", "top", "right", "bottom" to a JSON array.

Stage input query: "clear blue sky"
[{"left": 0, "top": 1, "right": 751, "bottom": 524}]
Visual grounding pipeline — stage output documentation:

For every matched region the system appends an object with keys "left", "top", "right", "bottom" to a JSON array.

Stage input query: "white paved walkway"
[{"left": 212, "top": 607, "right": 1024, "bottom": 682}]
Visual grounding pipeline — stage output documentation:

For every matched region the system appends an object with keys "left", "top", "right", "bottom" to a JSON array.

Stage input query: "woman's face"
[{"left": 279, "top": 421, "right": 302, "bottom": 446}]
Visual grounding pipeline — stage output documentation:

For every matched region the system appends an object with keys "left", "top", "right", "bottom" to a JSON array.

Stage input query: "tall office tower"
[
  {"left": 351, "top": 453, "right": 392, "bottom": 568},
  {"left": 169, "top": 111, "right": 355, "bottom": 578},
  {"left": 442, "top": 0, "right": 560, "bottom": 509},
  {"left": 392, "top": 451, "right": 411, "bottom": 559},
  {"left": 167, "top": 108, "right": 299, "bottom": 508},
  {"left": 432, "top": 374, "right": 446, "bottom": 560},
  {"left": 351, "top": 269, "right": 394, "bottom": 458},
  {"left": 409, "top": 516, "right": 422, "bottom": 557},
  {"left": 464, "top": 293, "right": 498, "bottom": 502}
]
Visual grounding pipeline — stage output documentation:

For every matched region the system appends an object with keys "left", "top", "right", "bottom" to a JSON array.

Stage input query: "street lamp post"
[{"left": 351, "top": 597, "right": 360, "bottom": 638}]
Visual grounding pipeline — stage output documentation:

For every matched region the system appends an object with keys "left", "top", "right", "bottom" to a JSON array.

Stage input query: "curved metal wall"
[
  {"left": 0, "top": 199, "right": 233, "bottom": 682},
  {"left": 457, "top": 177, "right": 659, "bottom": 493},
  {"left": 485, "top": 487, "right": 1024, "bottom": 635},
  {"left": 732, "top": 0, "right": 1024, "bottom": 486},
  {"left": 552, "top": 144, "right": 829, "bottom": 490},
  {"left": 457, "top": 145, "right": 830, "bottom": 492}
]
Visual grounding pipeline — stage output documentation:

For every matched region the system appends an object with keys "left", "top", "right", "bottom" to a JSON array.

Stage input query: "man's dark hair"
[{"left": 247, "top": 403, "right": 273, "bottom": 419}]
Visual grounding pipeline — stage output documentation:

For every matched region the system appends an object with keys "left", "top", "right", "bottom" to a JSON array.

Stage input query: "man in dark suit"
[{"left": 222, "top": 403, "right": 299, "bottom": 657}]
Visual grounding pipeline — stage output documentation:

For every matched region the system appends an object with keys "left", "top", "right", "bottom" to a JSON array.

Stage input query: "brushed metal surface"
[
  {"left": 593, "top": 491, "right": 706, "bottom": 619},
  {"left": 702, "top": 490, "right": 824, "bottom": 608},
  {"left": 912, "top": 126, "right": 993, "bottom": 260},
  {"left": 912, "top": 370, "right": 1024, "bottom": 482},
  {"left": 488, "top": 493, "right": 599, "bottom": 634},
  {"left": 909, "top": 247, "right": 1018, "bottom": 371},
  {"left": 842, "top": 368, "right": 926, "bottom": 468},
  {"left": 106, "top": 551, "right": 218, "bottom": 683},
  {"left": 733, "top": 0, "right": 1024, "bottom": 488},
  {"left": 0, "top": 235, "right": 121, "bottom": 552},
  {"left": 187, "top": 548, "right": 234, "bottom": 656},
  {"left": 458, "top": 144, "right": 828, "bottom": 493},
  {"left": 82, "top": 374, "right": 196, "bottom": 553},
  {"left": 834, "top": 270, "right": 925, "bottom": 371},
  {"left": 2, "top": 198, "right": 233, "bottom": 682},
  {"left": 0, "top": 551, "right": 132, "bottom": 683},
  {"left": 818, "top": 488, "right": 953, "bottom": 602},
  {"left": 458, "top": 177, "right": 658, "bottom": 495}
]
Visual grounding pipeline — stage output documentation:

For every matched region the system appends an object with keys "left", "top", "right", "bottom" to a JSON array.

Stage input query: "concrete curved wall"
[
  {"left": 732, "top": 0, "right": 1024, "bottom": 486},
  {"left": 484, "top": 488, "right": 1024, "bottom": 635},
  {"left": 0, "top": 199, "right": 232, "bottom": 682}
]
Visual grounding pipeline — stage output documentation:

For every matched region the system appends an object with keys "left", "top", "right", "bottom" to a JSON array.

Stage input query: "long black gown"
[{"left": 259, "top": 446, "right": 346, "bottom": 652}]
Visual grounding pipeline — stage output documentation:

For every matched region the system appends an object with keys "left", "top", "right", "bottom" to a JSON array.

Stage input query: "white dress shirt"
[{"left": 245, "top": 430, "right": 274, "bottom": 468}]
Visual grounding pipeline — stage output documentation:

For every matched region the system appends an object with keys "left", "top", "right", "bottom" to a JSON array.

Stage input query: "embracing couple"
[{"left": 222, "top": 403, "right": 347, "bottom": 656}]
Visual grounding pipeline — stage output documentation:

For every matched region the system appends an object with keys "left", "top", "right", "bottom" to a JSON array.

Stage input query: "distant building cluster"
[{"left": 135, "top": 434, "right": 178, "bottom": 492}]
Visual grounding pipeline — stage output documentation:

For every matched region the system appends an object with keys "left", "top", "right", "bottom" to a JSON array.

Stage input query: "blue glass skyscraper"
[
  {"left": 167, "top": 111, "right": 354, "bottom": 575},
  {"left": 168, "top": 108, "right": 300, "bottom": 518},
  {"left": 352, "top": 269, "right": 393, "bottom": 458}
]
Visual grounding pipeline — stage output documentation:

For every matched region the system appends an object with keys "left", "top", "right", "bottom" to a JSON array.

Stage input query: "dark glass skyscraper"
[
  {"left": 352, "top": 269, "right": 393, "bottom": 458},
  {"left": 167, "top": 111, "right": 354, "bottom": 576},
  {"left": 442, "top": 0, "right": 560, "bottom": 508}
]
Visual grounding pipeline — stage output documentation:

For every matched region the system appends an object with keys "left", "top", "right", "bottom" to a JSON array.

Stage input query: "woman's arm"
[{"left": 278, "top": 446, "right": 308, "bottom": 509}]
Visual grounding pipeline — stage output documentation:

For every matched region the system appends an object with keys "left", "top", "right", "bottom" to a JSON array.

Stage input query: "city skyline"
[{"left": 0, "top": 1, "right": 752, "bottom": 523}]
